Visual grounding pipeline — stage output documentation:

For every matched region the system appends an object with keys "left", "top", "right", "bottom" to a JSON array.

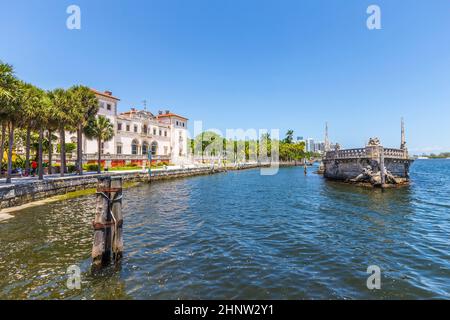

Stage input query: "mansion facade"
[{"left": 67, "top": 89, "right": 189, "bottom": 167}]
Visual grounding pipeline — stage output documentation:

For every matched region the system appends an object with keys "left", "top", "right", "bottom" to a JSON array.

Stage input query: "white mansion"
[{"left": 70, "top": 89, "right": 189, "bottom": 167}]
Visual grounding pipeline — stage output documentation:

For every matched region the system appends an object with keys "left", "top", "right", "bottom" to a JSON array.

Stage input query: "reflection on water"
[{"left": 0, "top": 160, "right": 449, "bottom": 299}]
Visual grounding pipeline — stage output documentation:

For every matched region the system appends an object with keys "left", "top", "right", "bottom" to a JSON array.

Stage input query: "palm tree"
[
  {"left": 23, "top": 86, "right": 51, "bottom": 180},
  {"left": 0, "top": 121, "right": 5, "bottom": 171},
  {"left": 284, "top": 130, "right": 294, "bottom": 144},
  {"left": 44, "top": 131, "right": 58, "bottom": 174},
  {"left": 0, "top": 62, "right": 20, "bottom": 183},
  {"left": 20, "top": 82, "right": 43, "bottom": 176},
  {"left": 84, "top": 115, "right": 114, "bottom": 174},
  {"left": 69, "top": 86, "right": 99, "bottom": 175},
  {"left": 48, "top": 89, "right": 71, "bottom": 176}
]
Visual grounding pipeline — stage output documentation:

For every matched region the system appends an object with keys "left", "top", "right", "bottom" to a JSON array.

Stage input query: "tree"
[
  {"left": 84, "top": 115, "right": 114, "bottom": 174},
  {"left": 20, "top": 82, "right": 46, "bottom": 176},
  {"left": 0, "top": 63, "right": 15, "bottom": 167},
  {"left": 283, "top": 129, "right": 294, "bottom": 144},
  {"left": 0, "top": 62, "right": 20, "bottom": 183},
  {"left": 48, "top": 88, "right": 72, "bottom": 176},
  {"left": 27, "top": 86, "right": 51, "bottom": 180},
  {"left": 193, "top": 131, "right": 223, "bottom": 162},
  {"left": 69, "top": 86, "right": 99, "bottom": 175}
]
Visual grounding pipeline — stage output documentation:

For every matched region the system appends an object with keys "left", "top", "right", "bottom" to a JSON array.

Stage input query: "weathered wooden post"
[
  {"left": 92, "top": 176, "right": 123, "bottom": 268},
  {"left": 111, "top": 177, "right": 123, "bottom": 262}
]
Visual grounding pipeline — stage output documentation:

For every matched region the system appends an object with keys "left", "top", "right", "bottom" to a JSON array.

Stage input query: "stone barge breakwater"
[
  {"left": 0, "top": 163, "right": 268, "bottom": 210},
  {"left": 322, "top": 138, "right": 414, "bottom": 187}
]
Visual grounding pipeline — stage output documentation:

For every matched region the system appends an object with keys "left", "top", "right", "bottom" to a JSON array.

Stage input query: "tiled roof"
[
  {"left": 157, "top": 113, "right": 188, "bottom": 120},
  {"left": 91, "top": 88, "right": 120, "bottom": 101}
]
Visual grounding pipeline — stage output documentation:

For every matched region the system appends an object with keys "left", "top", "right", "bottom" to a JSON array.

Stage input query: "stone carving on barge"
[{"left": 321, "top": 119, "right": 414, "bottom": 187}]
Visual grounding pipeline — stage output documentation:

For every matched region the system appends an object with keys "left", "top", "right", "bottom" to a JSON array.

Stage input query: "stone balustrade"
[{"left": 324, "top": 146, "right": 407, "bottom": 160}]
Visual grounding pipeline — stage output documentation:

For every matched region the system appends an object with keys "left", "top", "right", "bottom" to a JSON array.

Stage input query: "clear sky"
[{"left": 1, "top": 0, "right": 449, "bottom": 154}]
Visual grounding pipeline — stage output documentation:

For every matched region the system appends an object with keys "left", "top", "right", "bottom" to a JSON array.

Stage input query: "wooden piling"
[
  {"left": 92, "top": 176, "right": 123, "bottom": 268},
  {"left": 111, "top": 177, "right": 123, "bottom": 262}
]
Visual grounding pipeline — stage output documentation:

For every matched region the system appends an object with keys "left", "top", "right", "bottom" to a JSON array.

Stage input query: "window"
[
  {"left": 107, "top": 104, "right": 112, "bottom": 111},
  {"left": 159, "top": 130, "right": 162, "bottom": 136},
  {"left": 134, "top": 125, "right": 138, "bottom": 133},
  {"left": 182, "top": 122, "right": 185, "bottom": 127},
  {"left": 126, "top": 125, "right": 130, "bottom": 132},
  {"left": 153, "top": 128, "right": 156, "bottom": 135},
  {"left": 142, "top": 142, "right": 149, "bottom": 155},
  {"left": 117, "top": 123, "right": 122, "bottom": 131},
  {"left": 151, "top": 141, "right": 158, "bottom": 156},
  {"left": 164, "top": 131, "right": 167, "bottom": 137},
  {"left": 132, "top": 140, "right": 139, "bottom": 155},
  {"left": 176, "top": 121, "right": 179, "bottom": 126},
  {"left": 100, "top": 102, "right": 105, "bottom": 108},
  {"left": 117, "top": 145, "right": 122, "bottom": 155},
  {"left": 143, "top": 125, "right": 148, "bottom": 134}
]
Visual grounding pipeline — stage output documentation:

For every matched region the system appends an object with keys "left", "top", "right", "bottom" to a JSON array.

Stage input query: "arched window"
[
  {"left": 132, "top": 139, "right": 139, "bottom": 155},
  {"left": 142, "top": 141, "right": 149, "bottom": 156},
  {"left": 151, "top": 141, "right": 158, "bottom": 156}
]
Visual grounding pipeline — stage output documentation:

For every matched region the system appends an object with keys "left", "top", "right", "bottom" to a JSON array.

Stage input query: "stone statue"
[
  {"left": 352, "top": 164, "right": 399, "bottom": 185},
  {"left": 368, "top": 138, "right": 381, "bottom": 146},
  {"left": 353, "top": 165, "right": 373, "bottom": 182}
]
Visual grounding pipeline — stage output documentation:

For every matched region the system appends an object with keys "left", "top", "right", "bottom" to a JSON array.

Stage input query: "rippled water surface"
[{"left": 1, "top": 160, "right": 449, "bottom": 299}]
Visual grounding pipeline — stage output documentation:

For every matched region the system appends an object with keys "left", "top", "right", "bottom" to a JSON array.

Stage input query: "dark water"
[{"left": 1, "top": 160, "right": 449, "bottom": 299}]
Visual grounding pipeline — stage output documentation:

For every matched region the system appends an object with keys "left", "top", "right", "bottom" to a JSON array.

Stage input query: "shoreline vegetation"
[{"left": 416, "top": 152, "right": 450, "bottom": 159}]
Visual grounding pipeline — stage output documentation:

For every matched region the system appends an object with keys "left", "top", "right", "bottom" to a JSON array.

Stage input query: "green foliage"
[
  {"left": 279, "top": 141, "right": 306, "bottom": 161},
  {"left": 83, "top": 163, "right": 103, "bottom": 172},
  {"left": 84, "top": 115, "right": 114, "bottom": 142},
  {"left": 427, "top": 152, "right": 450, "bottom": 159},
  {"left": 57, "top": 142, "right": 76, "bottom": 154}
]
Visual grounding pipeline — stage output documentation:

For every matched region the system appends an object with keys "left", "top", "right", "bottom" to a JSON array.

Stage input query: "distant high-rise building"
[
  {"left": 314, "top": 141, "right": 325, "bottom": 154},
  {"left": 306, "top": 138, "right": 315, "bottom": 152}
]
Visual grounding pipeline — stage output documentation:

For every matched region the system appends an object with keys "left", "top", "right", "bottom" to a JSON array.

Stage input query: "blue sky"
[{"left": 1, "top": 0, "right": 449, "bottom": 154}]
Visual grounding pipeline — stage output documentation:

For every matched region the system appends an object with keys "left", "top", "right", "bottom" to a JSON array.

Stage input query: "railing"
[
  {"left": 324, "top": 148, "right": 367, "bottom": 159},
  {"left": 384, "top": 148, "right": 407, "bottom": 159},
  {"left": 43, "top": 154, "right": 170, "bottom": 162},
  {"left": 324, "top": 147, "right": 407, "bottom": 160}
]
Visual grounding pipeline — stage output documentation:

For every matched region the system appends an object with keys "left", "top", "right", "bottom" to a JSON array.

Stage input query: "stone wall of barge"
[{"left": 323, "top": 158, "right": 412, "bottom": 181}]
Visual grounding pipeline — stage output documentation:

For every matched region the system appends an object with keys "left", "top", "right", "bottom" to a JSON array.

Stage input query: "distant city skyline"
[{"left": 1, "top": 0, "right": 449, "bottom": 154}]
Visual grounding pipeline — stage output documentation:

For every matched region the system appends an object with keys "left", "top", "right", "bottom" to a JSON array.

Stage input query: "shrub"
[{"left": 83, "top": 163, "right": 103, "bottom": 172}]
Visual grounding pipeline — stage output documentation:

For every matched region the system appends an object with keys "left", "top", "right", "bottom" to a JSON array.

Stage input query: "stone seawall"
[
  {"left": 0, "top": 167, "right": 225, "bottom": 210},
  {"left": 0, "top": 162, "right": 290, "bottom": 210}
]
